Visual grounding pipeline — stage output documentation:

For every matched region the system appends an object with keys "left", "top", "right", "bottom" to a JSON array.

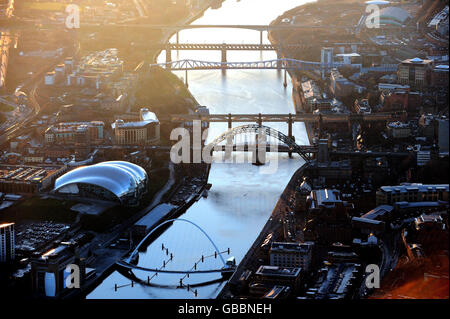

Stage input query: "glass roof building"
[{"left": 53, "top": 161, "right": 148, "bottom": 206}]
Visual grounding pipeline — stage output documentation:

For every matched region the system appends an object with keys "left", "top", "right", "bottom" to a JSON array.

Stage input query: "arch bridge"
[
  {"left": 204, "top": 124, "right": 314, "bottom": 162},
  {"left": 117, "top": 218, "right": 234, "bottom": 274}
]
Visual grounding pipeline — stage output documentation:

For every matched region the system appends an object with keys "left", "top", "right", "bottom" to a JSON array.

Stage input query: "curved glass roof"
[
  {"left": 54, "top": 161, "right": 147, "bottom": 201},
  {"left": 103, "top": 161, "right": 148, "bottom": 184}
]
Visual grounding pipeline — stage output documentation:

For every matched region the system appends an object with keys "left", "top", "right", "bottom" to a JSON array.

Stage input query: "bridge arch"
[
  {"left": 205, "top": 124, "right": 311, "bottom": 161},
  {"left": 125, "top": 218, "right": 227, "bottom": 267}
]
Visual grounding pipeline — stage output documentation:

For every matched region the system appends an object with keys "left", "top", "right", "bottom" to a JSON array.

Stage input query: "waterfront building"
[
  {"left": 53, "top": 161, "right": 148, "bottom": 206},
  {"left": 269, "top": 242, "right": 314, "bottom": 271},
  {"left": 254, "top": 265, "right": 303, "bottom": 290},
  {"left": 376, "top": 183, "right": 449, "bottom": 206},
  {"left": 295, "top": 178, "right": 312, "bottom": 212},
  {"left": 0, "top": 223, "right": 15, "bottom": 263},
  {"left": 300, "top": 80, "right": 322, "bottom": 112},
  {"left": 397, "top": 58, "right": 433, "bottom": 89},
  {"left": 305, "top": 189, "right": 354, "bottom": 244},
  {"left": 304, "top": 262, "right": 361, "bottom": 299},
  {"left": 31, "top": 243, "right": 85, "bottom": 298}
]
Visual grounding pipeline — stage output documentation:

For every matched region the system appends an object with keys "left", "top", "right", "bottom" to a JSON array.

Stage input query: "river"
[{"left": 88, "top": 0, "right": 314, "bottom": 299}]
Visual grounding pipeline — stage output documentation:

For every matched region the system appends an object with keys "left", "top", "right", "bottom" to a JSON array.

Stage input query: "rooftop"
[{"left": 255, "top": 265, "right": 302, "bottom": 278}]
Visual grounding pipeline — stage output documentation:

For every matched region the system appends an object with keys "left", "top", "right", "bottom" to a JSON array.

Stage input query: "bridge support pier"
[
  {"left": 277, "top": 51, "right": 282, "bottom": 70},
  {"left": 165, "top": 47, "right": 172, "bottom": 70},
  {"left": 185, "top": 70, "right": 188, "bottom": 88},
  {"left": 176, "top": 31, "right": 179, "bottom": 45},
  {"left": 253, "top": 114, "right": 266, "bottom": 165},
  {"left": 221, "top": 48, "right": 227, "bottom": 74},
  {"left": 260, "top": 30, "right": 263, "bottom": 45},
  {"left": 227, "top": 113, "right": 232, "bottom": 130},
  {"left": 283, "top": 69, "right": 288, "bottom": 88},
  {"left": 288, "top": 113, "right": 293, "bottom": 158}
]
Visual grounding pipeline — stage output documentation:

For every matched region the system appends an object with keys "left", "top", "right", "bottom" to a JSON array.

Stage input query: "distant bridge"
[
  {"left": 161, "top": 112, "right": 406, "bottom": 125},
  {"left": 152, "top": 58, "right": 345, "bottom": 71},
  {"left": 164, "top": 43, "right": 308, "bottom": 51}
]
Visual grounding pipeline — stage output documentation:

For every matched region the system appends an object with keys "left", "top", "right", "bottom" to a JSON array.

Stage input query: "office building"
[
  {"left": 113, "top": 108, "right": 160, "bottom": 145},
  {"left": 397, "top": 58, "right": 433, "bottom": 89},
  {"left": 269, "top": 242, "right": 314, "bottom": 271}
]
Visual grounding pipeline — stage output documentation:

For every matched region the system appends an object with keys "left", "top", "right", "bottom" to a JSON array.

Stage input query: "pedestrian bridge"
[{"left": 117, "top": 218, "right": 235, "bottom": 275}]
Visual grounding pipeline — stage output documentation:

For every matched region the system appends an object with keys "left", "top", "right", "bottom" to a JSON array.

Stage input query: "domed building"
[
  {"left": 53, "top": 161, "right": 148, "bottom": 206},
  {"left": 379, "top": 7, "right": 412, "bottom": 26}
]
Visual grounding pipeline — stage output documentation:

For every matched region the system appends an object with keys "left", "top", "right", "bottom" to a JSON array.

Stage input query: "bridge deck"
[
  {"left": 161, "top": 112, "right": 405, "bottom": 123},
  {"left": 165, "top": 43, "right": 309, "bottom": 50}
]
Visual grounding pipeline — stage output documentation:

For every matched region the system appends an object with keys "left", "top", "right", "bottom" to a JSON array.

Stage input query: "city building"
[
  {"left": 0, "top": 223, "right": 15, "bottom": 263},
  {"left": 254, "top": 265, "right": 303, "bottom": 290},
  {"left": 304, "top": 189, "right": 354, "bottom": 243},
  {"left": 295, "top": 178, "right": 312, "bottom": 212},
  {"left": 113, "top": 108, "right": 160, "bottom": 145},
  {"left": 397, "top": 58, "right": 434, "bottom": 89},
  {"left": 379, "top": 6, "right": 411, "bottom": 27},
  {"left": 300, "top": 80, "right": 322, "bottom": 112},
  {"left": 45, "top": 121, "right": 105, "bottom": 145},
  {"left": 262, "top": 286, "right": 291, "bottom": 299},
  {"left": 386, "top": 121, "right": 411, "bottom": 139},
  {"left": 334, "top": 53, "right": 362, "bottom": 68},
  {"left": 321, "top": 47, "right": 334, "bottom": 79},
  {"left": 379, "top": 88, "right": 421, "bottom": 113},
  {"left": 354, "top": 99, "right": 371, "bottom": 114},
  {"left": 413, "top": 213, "right": 448, "bottom": 250},
  {"left": 31, "top": 243, "right": 85, "bottom": 298},
  {"left": 431, "top": 65, "right": 449, "bottom": 87},
  {"left": 53, "top": 161, "right": 148, "bottom": 206},
  {"left": 0, "top": 164, "right": 68, "bottom": 193},
  {"left": 376, "top": 183, "right": 449, "bottom": 206},
  {"left": 304, "top": 262, "right": 361, "bottom": 299},
  {"left": 329, "top": 68, "right": 364, "bottom": 98},
  {"left": 269, "top": 242, "right": 314, "bottom": 271}
]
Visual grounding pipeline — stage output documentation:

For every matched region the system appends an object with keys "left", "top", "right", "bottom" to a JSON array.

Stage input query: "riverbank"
[
  {"left": 217, "top": 162, "right": 309, "bottom": 298},
  {"left": 67, "top": 4, "right": 215, "bottom": 299}
]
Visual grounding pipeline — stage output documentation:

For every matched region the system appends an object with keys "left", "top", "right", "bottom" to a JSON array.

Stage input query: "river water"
[{"left": 88, "top": 0, "right": 314, "bottom": 299}]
